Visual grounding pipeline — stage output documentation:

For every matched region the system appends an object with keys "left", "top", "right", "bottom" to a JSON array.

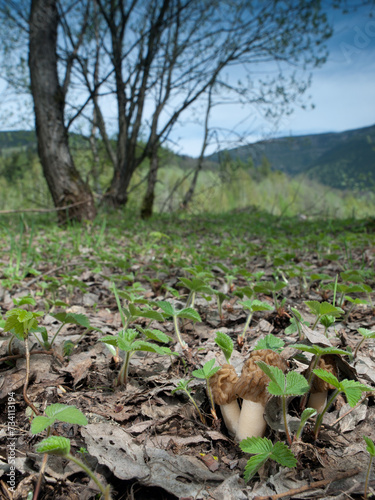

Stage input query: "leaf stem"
[
  {"left": 173, "top": 315, "right": 187, "bottom": 349},
  {"left": 282, "top": 395, "right": 292, "bottom": 446},
  {"left": 314, "top": 388, "right": 339, "bottom": 440},
  {"left": 364, "top": 454, "right": 373, "bottom": 499},
  {"left": 66, "top": 453, "right": 110, "bottom": 498},
  {"left": 23, "top": 337, "right": 40, "bottom": 416}
]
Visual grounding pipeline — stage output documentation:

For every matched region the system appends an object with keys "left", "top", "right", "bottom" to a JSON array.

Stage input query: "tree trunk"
[
  {"left": 140, "top": 144, "right": 159, "bottom": 219},
  {"left": 29, "top": 0, "right": 96, "bottom": 223}
]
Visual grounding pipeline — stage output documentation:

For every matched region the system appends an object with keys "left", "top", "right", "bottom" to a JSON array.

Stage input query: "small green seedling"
[
  {"left": 192, "top": 359, "right": 221, "bottom": 419},
  {"left": 238, "top": 299, "right": 273, "bottom": 341},
  {"left": 214, "top": 331, "right": 234, "bottom": 363},
  {"left": 31, "top": 404, "right": 88, "bottom": 435},
  {"left": 239, "top": 436, "right": 297, "bottom": 482},
  {"left": 254, "top": 333, "right": 284, "bottom": 353},
  {"left": 363, "top": 436, "right": 375, "bottom": 499},
  {"left": 319, "top": 314, "right": 336, "bottom": 337},
  {"left": 35, "top": 436, "right": 111, "bottom": 499},
  {"left": 253, "top": 281, "right": 287, "bottom": 310},
  {"left": 304, "top": 300, "right": 343, "bottom": 329},
  {"left": 100, "top": 328, "right": 173, "bottom": 387},
  {"left": 47, "top": 311, "right": 99, "bottom": 352},
  {"left": 294, "top": 408, "right": 317, "bottom": 441},
  {"left": 172, "top": 379, "right": 206, "bottom": 424},
  {"left": 312, "top": 368, "right": 373, "bottom": 440},
  {"left": 257, "top": 361, "right": 310, "bottom": 445},
  {"left": 177, "top": 277, "right": 214, "bottom": 308},
  {"left": 214, "top": 290, "right": 227, "bottom": 320},
  {"left": 285, "top": 308, "right": 309, "bottom": 338},
  {"left": 4, "top": 303, "right": 44, "bottom": 414},
  {"left": 157, "top": 300, "right": 201, "bottom": 349},
  {"left": 353, "top": 328, "right": 375, "bottom": 358}
]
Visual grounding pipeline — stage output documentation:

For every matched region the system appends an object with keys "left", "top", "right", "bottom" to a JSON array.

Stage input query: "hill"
[
  {"left": 1, "top": 126, "right": 375, "bottom": 190},
  {"left": 208, "top": 124, "right": 375, "bottom": 190}
]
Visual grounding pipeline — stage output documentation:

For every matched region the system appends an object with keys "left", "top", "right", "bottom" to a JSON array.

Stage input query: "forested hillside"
[{"left": 209, "top": 124, "right": 375, "bottom": 190}]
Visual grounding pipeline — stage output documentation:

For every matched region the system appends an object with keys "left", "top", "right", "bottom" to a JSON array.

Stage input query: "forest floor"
[{"left": 0, "top": 208, "right": 375, "bottom": 500}]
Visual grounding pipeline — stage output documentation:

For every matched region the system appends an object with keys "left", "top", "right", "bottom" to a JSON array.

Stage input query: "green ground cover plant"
[{"left": 0, "top": 208, "right": 374, "bottom": 499}]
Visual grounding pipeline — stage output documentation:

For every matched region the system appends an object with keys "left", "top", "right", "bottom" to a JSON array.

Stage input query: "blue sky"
[
  {"left": 171, "top": 3, "right": 375, "bottom": 156},
  {"left": 1, "top": 3, "right": 374, "bottom": 158}
]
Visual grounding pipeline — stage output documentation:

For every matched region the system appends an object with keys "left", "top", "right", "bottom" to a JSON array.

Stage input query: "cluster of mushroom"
[{"left": 210, "top": 349, "right": 288, "bottom": 441}]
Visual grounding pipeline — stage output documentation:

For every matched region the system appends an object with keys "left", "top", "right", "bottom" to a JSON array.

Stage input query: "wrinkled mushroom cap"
[
  {"left": 311, "top": 355, "right": 337, "bottom": 393},
  {"left": 210, "top": 364, "right": 239, "bottom": 405},
  {"left": 235, "top": 349, "right": 288, "bottom": 406}
]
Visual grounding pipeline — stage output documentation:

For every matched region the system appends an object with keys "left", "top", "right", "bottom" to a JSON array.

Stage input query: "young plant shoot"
[
  {"left": 239, "top": 436, "right": 297, "bottom": 482},
  {"left": 35, "top": 436, "right": 111, "bottom": 499},
  {"left": 192, "top": 359, "right": 221, "bottom": 419},
  {"left": 257, "top": 361, "right": 310, "bottom": 445},
  {"left": 157, "top": 300, "right": 201, "bottom": 349},
  {"left": 172, "top": 379, "right": 206, "bottom": 424},
  {"left": 100, "top": 328, "right": 173, "bottom": 387},
  {"left": 312, "top": 368, "right": 373, "bottom": 440}
]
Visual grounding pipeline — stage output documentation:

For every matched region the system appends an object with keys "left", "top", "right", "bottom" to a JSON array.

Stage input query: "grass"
[{"left": 1, "top": 145, "right": 375, "bottom": 218}]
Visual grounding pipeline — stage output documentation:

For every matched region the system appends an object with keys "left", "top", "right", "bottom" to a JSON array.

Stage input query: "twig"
[
  {"left": 23, "top": 337, "right": 40, "bottom": 416},
  {"left": 253, "top": 468, "right": 360, "bottom": 500},
  {"left": 0, "top": 350, "right": 54, "bottom": 364},
  {"left": 0, "top": 200, "right": 88, "bottom": 215},
  {"left": 331, "top": 395, "right": 368, "bottom": 427}
]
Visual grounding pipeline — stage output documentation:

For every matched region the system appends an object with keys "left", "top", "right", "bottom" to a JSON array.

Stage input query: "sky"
[
  {"left": 0, "top": 2, "right": 374, "bottom": 158},
  {"left": 169, "top": 3, "right": 375, "bottom": 157}
]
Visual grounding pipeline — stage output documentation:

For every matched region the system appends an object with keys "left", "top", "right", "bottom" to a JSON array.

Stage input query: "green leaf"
[
  {"left": 340, "top": 379, "right": 373, "bottom": 407},
  {"left": 117, "top": 329, "right": 138, "bottom": 351},
  {"left": 300, "top": 407, "right": 317, "bottom": 426},
  {"left": 172, "top": 379, "right": 192, "bottom": 395},
  {"left": 319, "top": 302, "right": 343, "bottom": 317},
  {"left": 45, "top": 404, "right": 88, "bottom": 426},
  {"left": 215, "top": 331, "right": 233, "bottom": 363},
  {"left": 192, "top": 359, "right": 220, "bottom": 380},
  {"left": 176, "top": 307, "right": 201, "bottom": 322},
  {"left": 99, "top": 335, "right": 119, "bottom": 347},
  {"left": 141, "top": 328, "right": 172, "bottom": 343},
  {"left": 358, "top": 328, "right": 375, "bottom": 339},
  {"left": 256, "top": 362, "right": 285, "bottom": 395},
  {"left": 35, "top": 436, "right": 70, "bottom": 456},
  {"left": 52, "top": 312, "right": 91, "bottom": 328},
  {"left": 128, "top": 303, "right": 165, "bottom": 322},
  {"left": 320, "top": 315, "right": 335, "bottom": 328},
  {"left": 13, "top": 296, "right": 36, "bottom": 306},
  {"left": 243, "top": 453, "right": 270, "bottom": 482},
  {"left": 364, "top": 436, "right": 375, "bottom": 457},
  {"left": 239, "top": 436, "right": 273, "bottom": 455},
  {"left": 313, "top": 368, "right": 340, "bottom": 389},
  {"left": 240, "top": 299, "right": 273, "bottom": 312},
  {"left": 254, "top": 334, "right": 285, "bottom": 353},
  {"left": 304, "top": 300, "right": 322, "bottom": 316},
  {"left": 157, "top": 301, "right": 176, "bottom": 317},
  {"left": 284, "top": 371, "right": 310, "bottom": 396},
  {"left": 293, "top": 344, "right": 349, "bottom": 357},
  {"left": 31, "top": 416, "right": 54, "bottom": 435},
  {"left": 130, "top": 341, "right": 172, "bottom": 356},
  {"left": 270, "top": 441, "right": 297, "bottom": 468}
]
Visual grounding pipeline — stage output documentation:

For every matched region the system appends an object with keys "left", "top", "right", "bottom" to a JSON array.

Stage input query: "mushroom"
[
  {"left": 210, "top": 364, "right": 240, "bottom": 437},
  {"left": 235, "top": 349, "right": 288, "bottom": 441},
  {"left": 308, "top": 355, "right": 337, "bottom": 413}
]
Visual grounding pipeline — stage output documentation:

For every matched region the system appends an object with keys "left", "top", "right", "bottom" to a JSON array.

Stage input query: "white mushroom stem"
[
  {"left": 236, "top": 400, "right": 267, "bottom": 442},
  {"left": 308, "top": 391, "right": 328, "bottom": 414},
  {"left": 219, "top": 401, "right": 241, "bottom": 438}
]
